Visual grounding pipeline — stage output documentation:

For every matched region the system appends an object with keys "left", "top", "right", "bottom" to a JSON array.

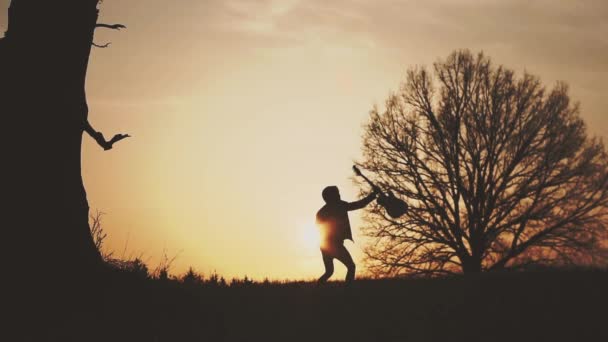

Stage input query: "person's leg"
[
  {"left": 317, "top": 249, "right": 334, "bottom": 284},
  {"left": 334, "top": 244, "right": 356, "bottom": 284}
]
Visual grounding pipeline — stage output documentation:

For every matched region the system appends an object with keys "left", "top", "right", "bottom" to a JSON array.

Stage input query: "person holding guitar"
[{"left": 316, "top": 184, "right": 378, "bottom": 285}]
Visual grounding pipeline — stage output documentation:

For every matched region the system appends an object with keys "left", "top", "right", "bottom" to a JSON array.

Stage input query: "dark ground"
[{"left": 6, "top": 269, "right": 608, "bottom": 341}]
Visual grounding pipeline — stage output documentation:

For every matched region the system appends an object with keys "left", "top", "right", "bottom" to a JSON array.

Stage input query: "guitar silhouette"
[{"left": 353, "top": 165, "right": 408, "bottom": 219}]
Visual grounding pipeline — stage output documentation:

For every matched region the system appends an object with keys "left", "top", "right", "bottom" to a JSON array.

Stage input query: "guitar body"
[
  {"left": 377, "top": 192, "right": 408, "bottom": 218},
  {"left": 353, "top": 166, "right": 408, "bottom": 218}
]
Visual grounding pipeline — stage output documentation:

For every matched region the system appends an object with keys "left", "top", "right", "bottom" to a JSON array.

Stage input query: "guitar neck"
[{"left": 354, "top": 168, "right": 380, "bottom": 191}]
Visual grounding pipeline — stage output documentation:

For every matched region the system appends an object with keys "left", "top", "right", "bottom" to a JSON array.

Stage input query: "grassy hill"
[{"left": 7, "top": 268, "right": 608, "bottom": 341}]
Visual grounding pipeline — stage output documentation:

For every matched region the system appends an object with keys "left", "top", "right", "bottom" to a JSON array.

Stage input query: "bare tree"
[{"left": 358, "top": 50, "right": 608, "bottom": 276}]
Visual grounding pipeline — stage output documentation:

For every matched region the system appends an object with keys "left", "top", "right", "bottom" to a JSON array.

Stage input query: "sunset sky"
[{"left": 1, "top": 0, "right": 607, "bottom": 280}]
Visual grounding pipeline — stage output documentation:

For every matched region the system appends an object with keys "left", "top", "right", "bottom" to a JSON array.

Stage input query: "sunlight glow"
[{"left": 299, "top": 220, "right": 321, "bottom": 252}]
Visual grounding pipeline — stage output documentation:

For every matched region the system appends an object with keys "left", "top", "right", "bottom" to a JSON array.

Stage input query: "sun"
[{"left": 298, "top": 220, "right": 321, "bottom": 251}]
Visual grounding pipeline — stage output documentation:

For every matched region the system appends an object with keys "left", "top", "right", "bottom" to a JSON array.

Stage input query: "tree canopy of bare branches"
[{"left": 359, "top": 50, "right": 608, "bottom": 276}]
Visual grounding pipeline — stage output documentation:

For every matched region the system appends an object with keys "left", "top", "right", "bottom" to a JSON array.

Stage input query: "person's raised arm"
[{"left": 345, "top": 190, "right": 377, "bottom": 211}]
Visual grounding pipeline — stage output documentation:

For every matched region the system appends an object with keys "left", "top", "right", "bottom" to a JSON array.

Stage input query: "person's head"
[{"left": 322, "top": 186, "right": 341, "bottom": 203}]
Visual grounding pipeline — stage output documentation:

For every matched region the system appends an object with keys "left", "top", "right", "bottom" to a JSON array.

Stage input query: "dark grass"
[{"left": 6, "top": 268, "right": 608, "bottom": 341}]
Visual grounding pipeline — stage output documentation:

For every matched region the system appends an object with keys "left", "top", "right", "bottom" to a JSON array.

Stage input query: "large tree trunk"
[
  {"left": 1, "top": 0, "right": 102, "bottom": 280},
  {"left": 462, "top": 256, "right": 483, "bottom": 274}
]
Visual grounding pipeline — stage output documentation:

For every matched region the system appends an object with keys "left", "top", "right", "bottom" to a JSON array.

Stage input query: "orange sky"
[{"left": 1, "top": 0, "right": 607, "bottom": 280}]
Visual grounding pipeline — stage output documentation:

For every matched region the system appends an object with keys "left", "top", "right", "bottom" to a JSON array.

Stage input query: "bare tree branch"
[
  {"left": 92, "top": 42, "right": 111, "bottom": 48},
  {"left": 95, "top": 23, "right": 126, "bottom": 30}
]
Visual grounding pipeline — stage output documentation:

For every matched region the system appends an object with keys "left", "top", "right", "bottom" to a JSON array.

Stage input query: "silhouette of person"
[{"left": 316, "top": 186, "right": 377, "bottom": 284}]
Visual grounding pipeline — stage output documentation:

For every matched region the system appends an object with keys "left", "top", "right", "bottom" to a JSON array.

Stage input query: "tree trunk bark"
[
  {"left": 1, "top": 0, "right": 102, "bottom": 280},
  {"left": 462, "top": 255, "right": 483, "bottom": 273}
]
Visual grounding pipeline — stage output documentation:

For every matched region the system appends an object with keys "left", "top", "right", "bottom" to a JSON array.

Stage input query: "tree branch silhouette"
[
  {"left": 84, "top": 120, "right": 130, "bottom": 151},
  {"left": 93, "top": 23, "right": 125, "bottom": 48},
  {"left": 95, "top": 23, "right": 126, "bottom": 30},
  {"left": 92, "top": 42, "right": 111, "bottom": 48},
  {"left": 359, "top": 50, "right": 608, "bottom": 276}
]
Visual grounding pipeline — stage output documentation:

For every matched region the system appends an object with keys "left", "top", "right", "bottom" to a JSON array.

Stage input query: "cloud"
[
  {"left": 2, "top": 0, "right": 606, "bottom": 130},
  {"left": 178, "top": 0, "right": 607, "bottom": 73}
]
